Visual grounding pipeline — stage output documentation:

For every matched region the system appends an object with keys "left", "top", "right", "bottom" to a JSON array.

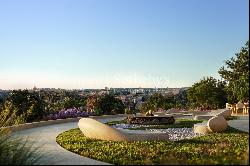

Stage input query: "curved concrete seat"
[
  {"left": 193, "top": 121, "right": 212, "bottom": 134},
  {"left": 208, "top": 116, "right": 228, "bottom": 132},
  {"left": 194, "top": 115, "right": 215, "bottom": 120},
  {"left": 193, "top": 116, "right": 228, "bottom": 134},
  {"left": 78, "top": 118, "right": 169, "bottom": 142},
  {"left": 216, "top": 109, "right": 232, "bottom": 119},
  {"left": 193, "top": 109, "right": 232, "bottom": 120}
]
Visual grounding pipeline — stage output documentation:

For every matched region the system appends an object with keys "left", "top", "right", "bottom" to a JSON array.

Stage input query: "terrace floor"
[
  {"left": 228, "top": 114, "right": 249, "bottom": 133},
  {"left": 10, "top": 114, "right": 249, "bottom": 165},
  {"left": 11, "top": 115, "right": 127, "bottom": 165}
]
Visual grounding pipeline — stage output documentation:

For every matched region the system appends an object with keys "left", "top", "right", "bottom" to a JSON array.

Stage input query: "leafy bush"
[
  {"left": 141, "top": 92, "right": 188, "bottom": 113},
  {"left": 0, "top": 90, "right": 46, "bottom": 126},
  {"left": 86, "top": 94, "right": 125, "bottom": 115},
  {"left": 187, "top": 77, "right": 227, "bottom": 110},
  {"left": 56, "top": 127, "right": 249, "bottom": 165}
]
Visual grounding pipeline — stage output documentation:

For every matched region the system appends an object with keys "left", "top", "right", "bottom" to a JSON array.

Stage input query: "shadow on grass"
[
  {"left": 175, "top": 138, "right": 213, "bottom": 144},
  {"left": 224, "top": 126, "right": 248, "bottom": 134},
  {"left": 225, "top": 116, "right": 239, "bottom": 121},
  {"left": 107, "top": 119, "right": 204, "bottom": 130}
]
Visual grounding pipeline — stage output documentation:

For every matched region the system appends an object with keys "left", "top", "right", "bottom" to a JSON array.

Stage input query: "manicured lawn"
[{"left": 56, "top": 126, "right": 249, "bottom": 165}]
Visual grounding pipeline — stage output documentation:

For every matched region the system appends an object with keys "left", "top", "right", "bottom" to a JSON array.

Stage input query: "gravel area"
[
  {"left": 147, "top": 128, "right": 205, "bottom": 141},
  {"left": 113, "top": 124, "right": 205, "bottom": 141}
]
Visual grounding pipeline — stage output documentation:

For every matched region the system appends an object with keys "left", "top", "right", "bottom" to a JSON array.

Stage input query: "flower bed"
[{"left": 44, "top": 108, "right": 91, "bottom": 120}]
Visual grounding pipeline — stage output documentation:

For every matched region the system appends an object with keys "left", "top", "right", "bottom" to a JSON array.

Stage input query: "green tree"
[
  {"left": 95, "top": 95, "right": 125, "bottom": 115},
  {"left": 218, "top": 41, "right": 249, "bottom": 103},
  {"left": 187, "top": 77, "right": 227, "bottom": 109},
  {"left": 174, "top": 89, "right": 188, "bottom": 109},
  {"left": 0, "top": 90, "right": 46, "bottom": 125},
  {"left": 141, "top": 93, "right": 171, "bottom": 112}
]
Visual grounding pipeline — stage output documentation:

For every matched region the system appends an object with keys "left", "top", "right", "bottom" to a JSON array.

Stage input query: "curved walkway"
[
  {"left": 10, "top": 114, "right": 248, "bottom": 165},
  {"left": 11, "top": 115, "right": 127, "bottom": 165},
  {"left": 228, "top": 115, "right": 249, "bottom": 133}
]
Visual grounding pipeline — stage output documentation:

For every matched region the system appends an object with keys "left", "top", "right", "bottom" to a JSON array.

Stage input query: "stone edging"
[{"left": 1, "top": 114, "right": 129, "bottom": 133}]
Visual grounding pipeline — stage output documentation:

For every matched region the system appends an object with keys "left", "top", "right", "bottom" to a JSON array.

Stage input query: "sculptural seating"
[
  {"left": 193, "top": 115, "right": 228, "bottom": 134},
  {"left": 193, "top": 109, "right": 232, "bottom": 120},
  {"left": 78, "top": 118, "right": 169, "bottom": 142}
]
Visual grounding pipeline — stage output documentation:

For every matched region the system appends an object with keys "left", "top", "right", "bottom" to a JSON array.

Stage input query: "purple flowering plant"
[{"left": 44, "top": 108, "right": 92, "bottom": 120}]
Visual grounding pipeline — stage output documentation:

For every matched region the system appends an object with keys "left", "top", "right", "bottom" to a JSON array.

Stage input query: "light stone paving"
[
  {"left": 11, "top": 116, "right": 126, "bottom": 165},
  {"left": 228, "top": 115, "right": 249, "bottom": 133}
]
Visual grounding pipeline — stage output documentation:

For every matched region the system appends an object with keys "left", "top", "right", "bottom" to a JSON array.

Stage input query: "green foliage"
[
  {"left": 141, "top": 93, "right": 174, "bottom": 112},
  {"left": 187, "top": 77, "right": 227, "bottom": 109},
  {"left": 56, "top": 127, "right": 249, "bottom": 165},
  {"left": 87, "top": 94, "right": 125, "bottom": 115},
  {"left": 40, "top": 89, "right": 87, "bottom": 113},
  {"left": 0, "top": 116, "right": 44, "bottom": 165},
  {"left": 141, "top": 92, "right": 188, "bottom": 112},
  {"left": 124, "top": 108, "right": 135, "bottom": 114},
  {"left": 0, "top": 90, "right": 46, "bottom": 126},
  {"left": 60, "top": 97, "right": 86, "bottom": 110},
  {"left": 173, "top": 90, "right": 188, "bottom": 109},
  {"left": 0, "top": 89, "right": 89, "bottom": 126},
  {"left": 218, "top": 41, "right": 249, "bottom": 102}
]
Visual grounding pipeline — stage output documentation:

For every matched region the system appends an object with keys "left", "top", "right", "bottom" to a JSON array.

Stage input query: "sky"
[{"left": 0, "top": 0, "right": 249, "bottom": 90}]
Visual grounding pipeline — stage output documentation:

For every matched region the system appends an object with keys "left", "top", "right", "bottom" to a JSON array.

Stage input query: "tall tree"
[
  {"left": 218, "top": 41, "right": 249, "bottom": 103},
  {"left": 187, "top": 77, "right": 227, "bottom": 109},
  {"left": 86, "top": 94, "right": 125, "bottom": 115},
  {"left": 141, "top": 93, "right": 177, "bottom": 112}
]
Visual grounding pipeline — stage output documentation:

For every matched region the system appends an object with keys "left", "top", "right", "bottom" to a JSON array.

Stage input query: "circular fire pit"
[{"left": 126, "top": 115, "right": 175, "bottom": 125}]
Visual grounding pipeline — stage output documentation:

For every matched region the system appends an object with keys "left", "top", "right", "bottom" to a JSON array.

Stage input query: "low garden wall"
[{"left": 1, "top": 114, "right": 129, "bottom": 133}]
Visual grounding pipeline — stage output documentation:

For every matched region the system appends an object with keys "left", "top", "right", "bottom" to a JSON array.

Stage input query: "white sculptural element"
[{"left": 78, "top": 118, "right": 169, "bottom": 142}]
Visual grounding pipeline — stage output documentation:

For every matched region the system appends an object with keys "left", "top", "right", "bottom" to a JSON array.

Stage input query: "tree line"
[{"left": 140, "top": 41, "right": 249, "bottom": 111}]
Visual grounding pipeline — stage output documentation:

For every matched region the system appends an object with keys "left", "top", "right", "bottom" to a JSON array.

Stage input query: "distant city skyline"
[{"left": 0, "top": 0, "right": 249, "bottom": 90}]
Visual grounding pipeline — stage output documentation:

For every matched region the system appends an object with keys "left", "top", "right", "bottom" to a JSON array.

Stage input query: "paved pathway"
[
  {"left": 10, "top": 114, "right": 248, "bottom": 165},
  {"left": 228, "top": 115, "right": 249, "bottom": 132},
  {"left": 11, "top": 115, "right": 127, "bottom": 165}
]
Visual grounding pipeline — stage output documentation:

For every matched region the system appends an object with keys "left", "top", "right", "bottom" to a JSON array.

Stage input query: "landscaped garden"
[
  {"left": 56, "top": 118, "right": 249, "bottom": 165},
  {"left": 0, "top": 40, "right": 248, "bottom": 165}
]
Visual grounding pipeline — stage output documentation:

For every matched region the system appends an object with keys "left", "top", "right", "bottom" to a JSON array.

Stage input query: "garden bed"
[
  {"left": 56, "top": 121, "right": 249, "bottom": 165},
  {"left": 106, "top": 118, "right": 204, "bottom": 130}
]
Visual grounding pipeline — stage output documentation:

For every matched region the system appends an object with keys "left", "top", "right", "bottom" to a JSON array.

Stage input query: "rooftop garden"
[{"left": 56, "top": 126, "right": 249, "bottom": 165}]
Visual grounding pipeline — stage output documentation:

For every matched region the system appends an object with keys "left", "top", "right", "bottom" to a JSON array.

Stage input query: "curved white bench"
[
  {"left": 78, "top": 118, "right": 169, "bottom": 142},
  {"left": 194, "top": 109, "right": 232, "bottom": 120},
  {"left": 193, "top": 115, "right": 228, "bottom": 134}
]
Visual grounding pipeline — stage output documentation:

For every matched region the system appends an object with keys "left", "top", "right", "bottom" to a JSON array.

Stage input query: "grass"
[
  {"left": 106, "top": 118, "right": 204, "bottom": 130},
  {"left": 56, "top": 126, "right": 249, "bottom": 165}
]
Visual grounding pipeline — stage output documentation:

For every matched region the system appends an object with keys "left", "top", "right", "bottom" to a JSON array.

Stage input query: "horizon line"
[{"left": 0, "top": 86, "right": 191, "bottom": 91}]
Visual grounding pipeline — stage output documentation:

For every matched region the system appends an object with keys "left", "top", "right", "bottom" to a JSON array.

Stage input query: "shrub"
[
  {"left": 0, "top": 90, "right": 46, "bottom": 125},
  {"left": 44, "top": 108, "right": 90, "bottom": 120}
]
